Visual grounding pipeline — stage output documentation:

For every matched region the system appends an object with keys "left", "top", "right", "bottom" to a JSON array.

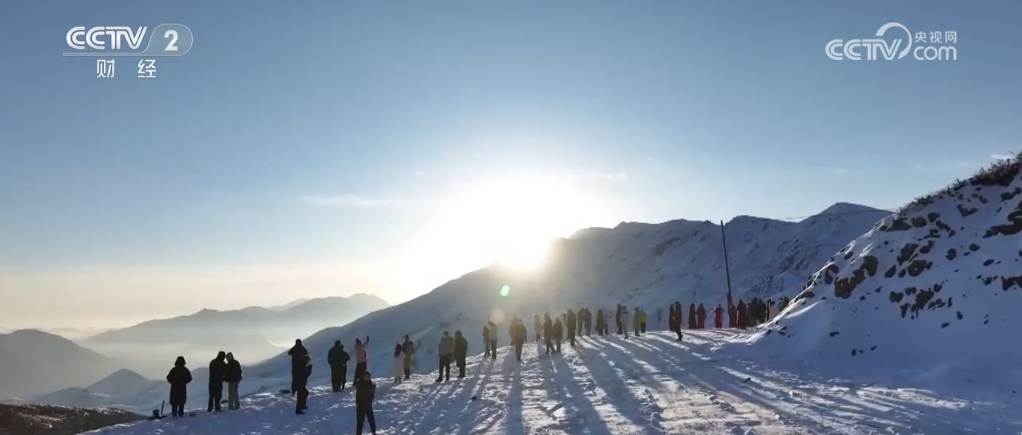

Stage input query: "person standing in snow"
[
  {"left": 295, "top": 354, "right": 312, "bottom": 414},
  {"left": 454, "top": 330, "right": 468, "bottom": 378},
  {"left": 621, "top": 307, "right": 632, "bottom": 339},
  {"left": 553, "top": 316, "right": 564, "bottom": 352},
  {"left": 224, "top": 352, "right": 242, "bottom": 410},
  {"left": 615, "top": 304, "right": 623, "bottom": 335},
  {"left": 288, "top": 339, "right": 308, "bottom": 396},
  {"left": 737, "top": 299, "right": 748, "bottom": 329},
  {"left": 393, "top": 344, "right": 404, "bottom": 384},
  {"left": 511, "top": 319, "right": 526, "bottom": 362},
  {"left": 697, "top": 304, "right": 707, "bottom": 329},
  {"left": 766, "top": 299, "right": 776, "bottom": 321},
  {"left": 688, "top": 304, "right": 698, "bottom": 329},
  {"left": 482, "top": 324, "right": 491, "bottom": 358},
  {"left": 543, "top": 313, "right": 555, "bottom": 355},
  {"left": 566, "top": 309, "right": 577, "bottom": 347},
  {"left": 401, "top": 335, "right": 415, "bottom": 381},
  {"left": 488, "top": 321, "right": 498, "bottom": 359},
  {"left": 728, "top": 303, "right": 737, "bottom": 328},
  {"left": 534, "top": 314, "right": 543, "bottom": 342},
  {"left": 328, "top": 341, "right": 350, "bottom": 392},
  {"left": 639, "top": 308, "right": 647, "bottom": 334},
  {"left": 207, "top": 351, "right": 227, "bottom": 413},
  {"left": 674, "top": 301, "right": 683, "bottom": 331},
  {"left": 355, "top": 371, "right": 377, "bottom": 435},
  {"left": 166, "top": 356, "right": 192, "bottom": 418},
  {"left": 436, "top": 331, "right": 454, "bottom": 382},
  {"left": 632, "top": 307, "right": 641, "bottom": 337},
  {"left": 714, "top": 304, "right": 724, "bottom": 329},
  {"left": 668, "top": 305, "right": 677, "bottom": 333},
  {"left": 595, "top": 309, "right": 606, "bottom": 336},
  {"left": 354, "top": 336, "right": 370, "bottom": 386}
]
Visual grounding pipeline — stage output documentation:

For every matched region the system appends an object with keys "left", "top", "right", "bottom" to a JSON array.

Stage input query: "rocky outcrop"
[
  {"left": 749, "top": 154, "right": 1022, "bottom": 389},
  {"left": 0, "top": 404, "right": 142, "bottom": 435}
]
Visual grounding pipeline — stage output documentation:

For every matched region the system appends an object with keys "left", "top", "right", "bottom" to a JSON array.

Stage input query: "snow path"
[{"left": 85, "top": 331, "right": 1022, "bottom": 435}]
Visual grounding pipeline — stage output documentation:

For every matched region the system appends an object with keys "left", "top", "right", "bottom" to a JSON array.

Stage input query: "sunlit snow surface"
[{"left": 85, "top": 331, "right": 1022, "bottom": 435}]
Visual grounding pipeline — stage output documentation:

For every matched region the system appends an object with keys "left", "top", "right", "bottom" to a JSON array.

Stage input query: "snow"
[
  {"left": 83, "top": 331, "right": 1022, "bottom": 435},
  {"left": 748, "top": 168, "right": 1022, "bottom": 397}
]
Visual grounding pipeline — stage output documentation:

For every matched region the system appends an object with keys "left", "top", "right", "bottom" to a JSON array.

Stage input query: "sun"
[{"left": 403, "top": 176, "right": 608, "bottom": 292}]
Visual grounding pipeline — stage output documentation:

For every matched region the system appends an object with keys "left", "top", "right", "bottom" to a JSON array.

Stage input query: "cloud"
[
  {"left": 990, "top": 153, "right": 1015, "bottom": 161},
  {"left": 575, "top": 172, "right": 629, "bottom": 182},
  {"left": 300, "top": 195, "right": 395, "bottom": 208}
]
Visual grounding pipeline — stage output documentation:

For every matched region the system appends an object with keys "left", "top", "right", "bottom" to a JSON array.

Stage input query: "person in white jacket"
[
  {"left": 621, "top": 307, "right": 632, "bottom": 339},
  {"left": 393, "top": 343, "right": 404, "bottom": 384}
]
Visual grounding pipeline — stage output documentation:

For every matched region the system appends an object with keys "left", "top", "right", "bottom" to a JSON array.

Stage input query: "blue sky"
[{"left": 1, "top": 1, "right": 1019, "bottom": 328}]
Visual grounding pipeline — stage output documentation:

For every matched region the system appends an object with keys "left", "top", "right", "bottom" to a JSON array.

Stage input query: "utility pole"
[{"left": 720, "top": 220, "right": 734, "bottom": 309}]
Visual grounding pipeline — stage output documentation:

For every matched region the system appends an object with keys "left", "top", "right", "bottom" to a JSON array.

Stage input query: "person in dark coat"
[
  {"left": 584, "top": 308, "right": 593, "bottom": 336},
  {"left": 714, "top": 304, "right": 724, "bottom": 329},
  {"left": 697, "top": 304, "right": 707, "bottom": 329},
  {"left": 688, "top": 304, "right": 698, "bottom": 329},
  {"left": 224, "top": 352, "right": 243, "bottom": 410},
  {"left": 488, "top": 321, "right": 498, "bottom": 360},
  {"left": 566, "top": 309, "right": 577, "bottom": 347},
  {"left": 534, "top": 314, "right": 543, "bottom": 343},
  {"left": 543, "top": 313, "right": 555, "bottom": 355},
  {"left": 295, "top": 354, "right": 312, "bottom": 414},
  {"left": 552, "top": 317, "right": 563, "bottom": 353},
  {"left": 615, "top": 304, "right": 623, "bottom": 335},
  {"left": 668, "top": 305, "right": 678, "bottom": 339},
  {"left": 166, "top": 356, "right": 192, "bottom": 417},
  {"left": 737, "top": 299, "right": 748, "bottom": 329},
  {"left": 595, "top": 309, "right": 606, "bottom": 336},
  {"left": 288, "top": 339, "right": 308, "bottom": 396},
  {"left": 728, "top": 303, "right": 737, "bottom": 328},
  {"left": 328, "top": 340, "right": 350, "bottom": 392},
  {"left": 206, "top": 351, "right": 227, "bottom": 412},
  {"left": 482, "top": 324, "right": 491, "bottom": 357},
  {"left": 454, "top": 330, "right": 468, "bottom": 378},
  {"left": 511, "top": 319, "right": 526, "bottom": 362},
  {"left": 355, "top": 370, "right": 377, "bottom": 435},
  {"left": 401, "top": 335, "right": 415, "bottom": 380},
  {"left": 674, "top": 301, "right": 683, "bottom": 333}
]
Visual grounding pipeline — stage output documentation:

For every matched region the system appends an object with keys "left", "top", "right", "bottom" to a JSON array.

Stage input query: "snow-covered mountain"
[
  {"left": 0, "top": 330, "right": 121, "bottom": 400},
  {"left": 244, "top": 203, "right": 888, "bottom": 385},
  {"left": 81, "top": 294, "right": 390, "bottom": 379},
  {"left": 748, "top": 156, "right": 1022, "bottom": 395}
]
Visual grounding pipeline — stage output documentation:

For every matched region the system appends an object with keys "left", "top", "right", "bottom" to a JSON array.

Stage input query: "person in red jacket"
[
  {"left": 696, "top": 304, "right": 707, "bottom": 329},
  {"left": 713, "top": 304, "right": 724, "bottom": 329}
]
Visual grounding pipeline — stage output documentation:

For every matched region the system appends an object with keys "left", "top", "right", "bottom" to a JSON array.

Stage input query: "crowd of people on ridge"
[{"left": 162, "top": 294, "right": 793, "bottom": 434}]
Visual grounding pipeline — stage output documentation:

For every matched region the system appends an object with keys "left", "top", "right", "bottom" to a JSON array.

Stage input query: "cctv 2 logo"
[{"left": 64, "top": 24, "right": 194, "bottom": 56}]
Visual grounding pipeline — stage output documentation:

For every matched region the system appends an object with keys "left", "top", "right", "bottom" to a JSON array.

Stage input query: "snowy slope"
[
  {"left": 747, "top": 158, "right": 1022, "bottom": 394},
  {"left": 84, "top": 331, "right": 1022, "bottom": 435}
]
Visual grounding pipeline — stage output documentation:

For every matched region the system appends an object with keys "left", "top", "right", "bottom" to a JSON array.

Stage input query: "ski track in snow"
[{"left": 82, "top": 331, "right": 1021, "bottom": 435}]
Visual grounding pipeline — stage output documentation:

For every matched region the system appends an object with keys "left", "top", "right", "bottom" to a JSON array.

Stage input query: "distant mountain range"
[
  {"left": 0, "top": 330, "right": 122, "bottom": 400},
  {"left": 79, "top": 294, "right": 389, "bottom": 379}
]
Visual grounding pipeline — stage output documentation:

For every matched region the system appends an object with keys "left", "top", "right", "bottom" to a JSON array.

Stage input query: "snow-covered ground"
[
  {"left": 749, "top": 163, "right": 1022, "bottom": 397},
  {"left": 84, "top": 331, "right": 1022, "bottom": 435}
]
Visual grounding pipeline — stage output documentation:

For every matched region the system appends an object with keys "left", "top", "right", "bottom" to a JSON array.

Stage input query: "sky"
[{"left": 0, "top": 1, "right": 1019, "bottom": 329}]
